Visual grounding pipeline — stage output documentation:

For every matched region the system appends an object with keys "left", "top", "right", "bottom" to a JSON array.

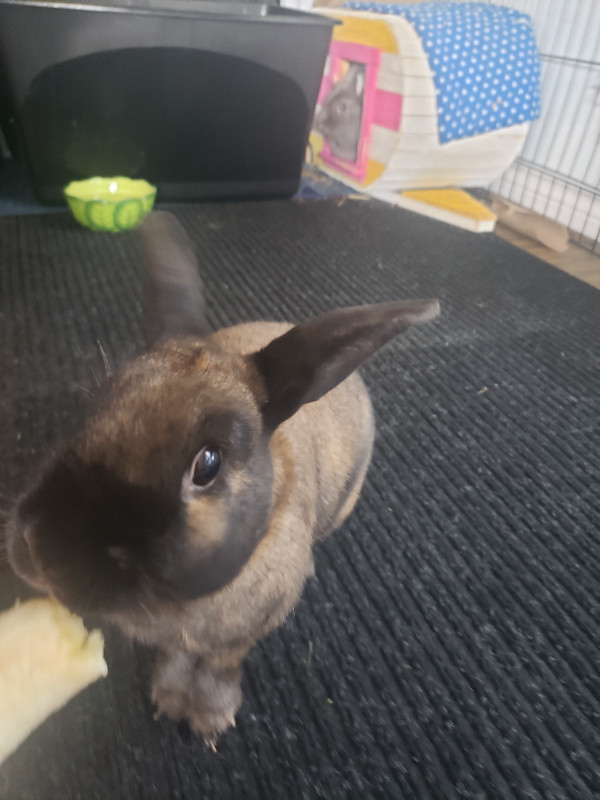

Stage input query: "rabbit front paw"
[
  {"left": 187, "top": 662, "right": 243, "bottom": 746},
  {"left": 188, "top": 706, "right": 239, "bottom": 749},
  {"left": 152, "top": 649, "right": 243, "bottom": 747},
  {"left": 151, "top": 648, "right": 196, "bottom": 721}
]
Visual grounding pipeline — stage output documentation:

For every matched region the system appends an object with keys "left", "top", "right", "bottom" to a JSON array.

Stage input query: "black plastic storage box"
[{"left": 0, "top": 0, "right": 336, "bottom": 202}]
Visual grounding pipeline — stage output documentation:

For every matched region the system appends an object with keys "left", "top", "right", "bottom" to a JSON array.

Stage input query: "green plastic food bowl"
[{"left": 63, "top": 176, "right": 157, "bottom": 232}]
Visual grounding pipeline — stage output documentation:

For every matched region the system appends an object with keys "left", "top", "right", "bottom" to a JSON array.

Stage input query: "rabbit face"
[
  {"left": 7, "top": 338, "right": 273, "bottom": 616},
  {"left": 314, "top": 62, "right": 365, "bottom": 162}
]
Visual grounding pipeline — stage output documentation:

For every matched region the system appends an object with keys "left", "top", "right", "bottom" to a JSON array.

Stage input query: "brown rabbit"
[{"left": 7, "top": 212, "right": 440, "bottom": 744}]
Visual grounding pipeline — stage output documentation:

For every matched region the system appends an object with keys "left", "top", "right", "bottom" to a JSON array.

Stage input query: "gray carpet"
[{"left": 1, "top": 199, "right": 599, "bottom": 799}]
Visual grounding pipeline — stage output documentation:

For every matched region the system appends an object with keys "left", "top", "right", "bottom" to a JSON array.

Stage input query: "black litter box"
[{"left": 0, "top": 0, "right": 336, "bottom": 202}]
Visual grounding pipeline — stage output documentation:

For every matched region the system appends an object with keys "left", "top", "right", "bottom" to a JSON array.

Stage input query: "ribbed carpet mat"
[{"left": 0, "top": 199, "right": 599, "bottom": 800}]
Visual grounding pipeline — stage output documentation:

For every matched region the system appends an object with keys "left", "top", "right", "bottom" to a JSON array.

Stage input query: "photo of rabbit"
[
  {"left": 6, "top": 211, "right": 440, "bottom": 745},
  {"left": 314, "top": 60, "right": 366, "bottom": 163}
]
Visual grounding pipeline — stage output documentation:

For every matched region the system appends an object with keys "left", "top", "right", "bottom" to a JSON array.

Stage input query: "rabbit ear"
[
  {"left": 250, "top": 299, "right": 440, "bottom": 430},
  {"left": 347, "top": 62, "right": 364, "bottom": 97},
  {"left": 139, "top": 211, "right": 211, "bottom": 345}
]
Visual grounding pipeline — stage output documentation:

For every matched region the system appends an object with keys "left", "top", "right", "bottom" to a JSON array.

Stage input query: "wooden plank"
[
  {"left": 389, "top": 17, "right": 429, "bottom": 58},
  {"left": 376, "top": 172, "right": 506, "bottom": 188},
  {"left": 380, "top": 52, "right": 402, "bottom": 75},
  {"left": 318, "top": 10, "right": 399, "bottom": 54},
  {"left": 376, "top": 69, "right": 403, "bottom": 94},
  {"left": 401, "top": 75, "right": 436, "bottom": 97},
  {"left": 391, "top": 133, "right": 440, "bottom": 151},
  {"left": 397, "top": 59, "right": 435, "bottom": 79},
  {"left": 368, "top": 126, "right": 401, "bottom": 163},
  {"left": 494, "top": 223, "right": 600, "bottom": 290},
  {"left": 402, "top": 96, "right": 438, "bottom": 116},
  {"left": 400, "top": 116, "right": 441, "bottom": 134}
]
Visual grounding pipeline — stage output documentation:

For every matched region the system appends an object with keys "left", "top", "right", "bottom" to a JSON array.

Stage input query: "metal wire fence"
[{"left": 436, "top": 0, "right": 600, "bottom": 253}]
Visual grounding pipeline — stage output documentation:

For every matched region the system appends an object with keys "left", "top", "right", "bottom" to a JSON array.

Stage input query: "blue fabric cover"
[{"left": 343, "top": 2, "right": 541, "bottom": 143}]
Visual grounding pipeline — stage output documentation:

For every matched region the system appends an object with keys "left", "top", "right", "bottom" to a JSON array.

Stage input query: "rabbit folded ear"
[
  {"left": 139, "top": 211, "right": 211, "bottom": 345},
  {"left": 250, "top": 299, "right": 440, "bottom": 430}
]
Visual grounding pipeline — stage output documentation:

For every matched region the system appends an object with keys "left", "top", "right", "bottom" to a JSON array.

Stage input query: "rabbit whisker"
[
  {"left": 73, "top": 383, "right": 94, "bottom": 397},
  {"left": 89, "top": 365, "right": 101, "bottom": 388},
  {"left": 97, "top": 339, "right": 112, "bottom": 379},
  {"left": 139, "top": 602, "right": 155, "bottom": 621}
]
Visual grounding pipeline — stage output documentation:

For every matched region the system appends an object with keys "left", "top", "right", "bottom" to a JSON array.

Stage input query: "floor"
[
  {"left": 3, "top": 187, "right": 599, "bottom": 800},
  {"left": 2, "top": 159, "right": 599, "bottom": 291},
  {"left": 494, "top": 223, "right": 600, "bottom": 291}
]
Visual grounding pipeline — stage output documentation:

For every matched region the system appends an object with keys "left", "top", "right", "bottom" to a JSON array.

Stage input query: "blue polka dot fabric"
[{"left": 342, "top": 2, "right": 541, "bottom": 143}]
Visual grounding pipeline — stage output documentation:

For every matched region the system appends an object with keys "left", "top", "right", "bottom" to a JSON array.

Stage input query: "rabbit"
[
  {"left": 6, "top": 211, "right": 440, "bottom": 745},
  {"left": 314, "top": 61, "right": 365, "bottom": 162}
]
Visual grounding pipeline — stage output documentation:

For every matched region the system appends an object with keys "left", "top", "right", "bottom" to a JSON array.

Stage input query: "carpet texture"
[{"left": 0, "top": 199, "right": 599, "bottom": 799}]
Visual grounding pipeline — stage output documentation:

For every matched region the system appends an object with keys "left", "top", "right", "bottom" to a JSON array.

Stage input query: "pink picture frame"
[{"left": 317, "top": 40, "right": 382, "bottom": 182}]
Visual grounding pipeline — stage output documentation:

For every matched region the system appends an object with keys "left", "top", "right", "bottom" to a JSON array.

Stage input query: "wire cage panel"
[{"left": 418, "top": 0, "right": 600, "bottom": 252}]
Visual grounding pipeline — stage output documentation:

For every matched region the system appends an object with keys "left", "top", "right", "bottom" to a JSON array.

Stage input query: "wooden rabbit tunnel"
[{"left": 310, "top": 3, "right": 541, "bottom": 194}]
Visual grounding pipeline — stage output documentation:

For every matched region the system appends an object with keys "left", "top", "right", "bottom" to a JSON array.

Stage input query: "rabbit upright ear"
[
  {"left": 250, "top": 299, "right": 440, "bottom": 430},
  {"left": 140, "top": 211, "right": 211, "bottom": 345},
  {"left": 347, "top": 62, "right": 365, "bottom": 97}
]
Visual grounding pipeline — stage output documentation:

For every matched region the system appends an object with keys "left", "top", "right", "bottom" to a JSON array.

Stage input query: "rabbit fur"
[{"left": 7, "top": 211, "right": 439, "bottom": 743}]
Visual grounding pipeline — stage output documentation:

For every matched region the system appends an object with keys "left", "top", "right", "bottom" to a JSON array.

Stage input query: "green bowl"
[{"left": 64, "top": 176, "right": 157, "bottom": 232}]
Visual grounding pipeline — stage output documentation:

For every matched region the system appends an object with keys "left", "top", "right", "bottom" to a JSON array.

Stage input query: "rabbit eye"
[
  {"left": 338, "top": 102, "right": 347, "bottom": 113},
  {"left": 191, "top": 446, "right": 222, "bottom": 488}
]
